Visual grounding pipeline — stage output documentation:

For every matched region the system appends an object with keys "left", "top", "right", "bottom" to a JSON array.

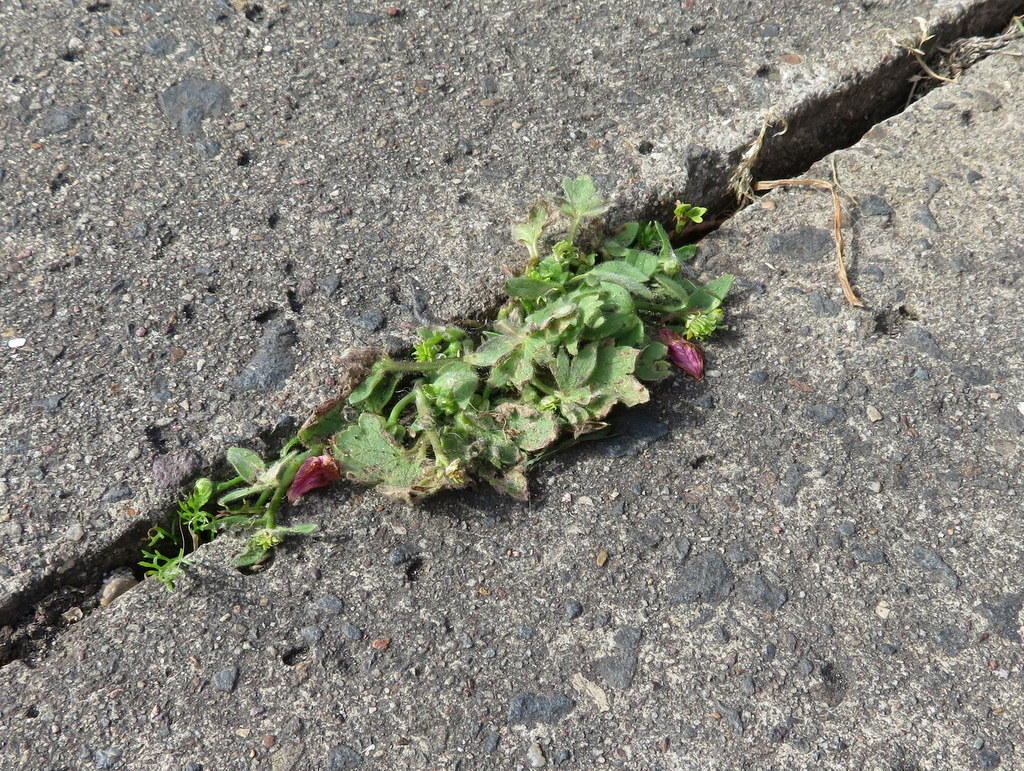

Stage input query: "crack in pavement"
[{"left": 2, "top": 3, "right": 1022, "bottom": 669}]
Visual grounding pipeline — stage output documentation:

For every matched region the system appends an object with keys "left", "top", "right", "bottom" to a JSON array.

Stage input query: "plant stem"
[
  {"left": 386, "top": 389, "right": 419, "bottom": 426},
  {"left": 215, "top": 476, "right": 244, "bottom": 492},
  {"left": 423, "top": 426, "right": 450, "bottom": 467},
  {"left": 263, "top": 449, "right": 316, "bottom": 529},
  {"left": 380, "top": 358, "right": 448, "bottom": 374},
  {"left": 530, "top": 377, "right": 555, "bottom": 396},
  {"left": 413, "top": 389, "right": 450, "bottom": 466},
  {"left": 255, "top": 488, "right": 273, "bottom": 509}
]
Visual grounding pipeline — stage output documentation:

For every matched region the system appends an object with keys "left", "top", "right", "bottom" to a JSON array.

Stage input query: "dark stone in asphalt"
[
  {"left": 668, "top": 553, "right": 734, "bottom": 604},
  {"left": 977, "top": 594, "right": 1023, "bottom": 643},
  {"left": 507, "top": 692, "right": 576, "bottom": 725},
  {"left": 231, "top": 318, "right": 298, "bottom": 392},
  {"left": 669, "top": 536, "right": 692, "bottom": 561},
  {"left": 339, "top": 623, "right": 363, "bottom": 641},
  {"left": 345, "top": 12, "right": 383, "bottom": 25},
  {"left": 851, "top": 547, "right": 889, "bottom": 566},
  {"left": 145, "top": 36, "right": 179, "bottom": 56},
  {"left": 903, "top": 327, "right": 944, "bottom": 358},
  {"left": 328, "top": 744, "right": 363, "bottom": 769},
  {"left": 300, "top": 626, "right": 324, "bottom": 643},
  {"left": 978, "top": 748, "right": 1001, "bottom": 769},
  {"left": 593, "top": 627, "right": 643, "bottom": 690},
  {"left": 859, "top": 194, "right": 893, "bottom": 220},
  {"left": 158, "top": 78, "right": 231, "bottom": 136},
  {"left": 387, "top": 545, "right": 417, "bottom": 566},
  {"left": 93, "top": 747, "right": 122, "bottom": 769},
  {"left": 212, "top": 666, "right": 239, "bottom": 692},
  {"left": 310, "top": 595, "right": 345, "bottom": 615},
  {"left": 33, "top": 105, "right": 87, "bottom": 138},
  {"left": 193, "top": 139, "right": 221, "bottom": 159},
  {"left": 912, "top": 544, "right": 960, "bottom": 589},
  {"left": 716, "top": 704, "right": 743, "bottom": 735},
  {"left": 99, "top": 482, "right": 133, "bottom": 503},
  {"left": 725, "top": 542, "right": 756, "bottom": 565},
  {"left": 151, "top": 450, "right": 202, "bottom": 490},
  {"left": 741, "top": 574, "right": 788, "bottom": 611},
  {"left": 353, "top": 311, "right": 386, "bottom": 332},
  {"left": 808, "top": 290, "right": 840, "bottom": 317},
  {"left": 804, "top": 404, "right": 843, "bottom": 424},
  {"left": 764, "top": 226, "right": 833, "bottom": 263}
]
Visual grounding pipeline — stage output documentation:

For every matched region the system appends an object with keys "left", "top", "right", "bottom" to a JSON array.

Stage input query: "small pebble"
[
  {"left": 340, "top": 623, "right": 363, "bottom": 640},
  {"left": 100, "top": 574, "right": 139, "bottom": 607},
  {"left": 596, "top": 550, "right": 609, "bottom": 567},
  {"left": 565, "top": 600, "right": 583, "bottom": 619},
  {"left": 212, "top": 666, "right": 239, "bottom": 692},
  {"left": 527, "top": 741, "right": 547, "bottom": 767},
  {"left": 866, "top": 405, "right": 882, "bottom": 422},
  {"left": 7, "top": 338, "right": 26, "bottom": 349}
]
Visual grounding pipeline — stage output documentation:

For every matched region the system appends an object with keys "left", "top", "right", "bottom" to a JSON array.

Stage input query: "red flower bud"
[
  {"left": 287, "top": 454, "right": 341, "bottom": 503},
  {"left": 659, "top": 328, "right": 704, "bottom": 381}
]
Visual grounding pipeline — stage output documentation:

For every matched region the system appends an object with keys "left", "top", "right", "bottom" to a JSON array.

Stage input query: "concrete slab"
[
  {"left": 1, "top": 0, "right": 1020, "bottom": 624},
  {"left": 2, "top": 12, "right": 1022, "bottom": 769}
]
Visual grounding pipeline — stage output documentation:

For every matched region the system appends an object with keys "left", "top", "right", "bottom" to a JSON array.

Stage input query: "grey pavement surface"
[
  {"left": 1, "top": 0, "right": 1019, "bottom": 615},
  {"left": 1, "top": 0, "right": 1023, "bottom": 769}
]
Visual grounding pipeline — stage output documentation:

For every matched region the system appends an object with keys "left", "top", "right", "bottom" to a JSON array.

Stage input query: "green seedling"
[{"left": 143, "top": 176, "right": 733, "bottom": 588}]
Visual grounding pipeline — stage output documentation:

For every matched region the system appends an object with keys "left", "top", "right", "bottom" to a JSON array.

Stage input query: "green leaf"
[
  {"left": 333, "top": 413, "right": 431, "bottom": 491},
  {"left": 466, "top": 332, "right": 518, "bottom": 368},
  {"left": 594, "top": 280, "right": 635, "bottom": 313},
  {"left": 298, "top": 396, "right": 350, "bottom": 445},
  {"left": 653, "top": 273, "right": 697, "bottom": 303},
  {"left": 480, "top": 465, "right": 530, "bottom": 500},
  {"left": 347, "top": 362, "right": 399, "bottom": 413},
  {"left": 685, "top": 288, "right": 725, "bottom": 313},
  {"left": 702, "top": 274, "right": 734, "bottom": 301},
  {"left": 600, "top": 223, "right": 640, "bottom": 256},
  {"left": 589, "top": 345, "right": 650, "bottom": 414},
  {"left": 217, "top": 483, "right": 269, "bottom": 506},
  {"left": 227, "top": 447, "right": 265, "bottom": 484},
  {"left": 567, "top": 342, "right": 599, "bottom": 388},
  {"left": 282, "top": 522, "right": 318, "bottom": 536},
  {"left": 495, "top": 403, "right": 560, "bottom": 452},
  {"left": 506, "top": 277, "right": 559, "bottom": 301},
  {"left": 512, "top": 201, "right": 550, "bottom": 262},
  {"left": 620, "top": 248, "right": 660, "bottom": 278},
  {"left": 558, "top": 175, "right": 609, "bottom": 221},
  {"left": 234, "top": 539, "right": 271, "bottom": 568},
  {"left": 635, "top": 342, "right": 671, "bottom": 381},
  {"left": 585, "top": 261, "right": 654, "bottom": 299},
  {"left": 429, "top": 361, "right": 479, "bottom": 411},
  {"left": 674, "top": 244, "right": 698, "bottom": 261},
  {"left": 674, "top": 202, "right": 707, "bottom": 227},
  {"left": 490, "top": 334, "right": 550, "bottom": 389}
]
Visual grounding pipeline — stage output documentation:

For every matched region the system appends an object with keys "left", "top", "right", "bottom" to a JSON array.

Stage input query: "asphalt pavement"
[{"left": 1, "top": 1, "right": 1022, "bottom": 769}]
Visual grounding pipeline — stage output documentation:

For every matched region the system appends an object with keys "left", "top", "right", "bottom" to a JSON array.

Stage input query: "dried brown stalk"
[{"left": 754, "top": 177, "right": 864, "bottom": 307}]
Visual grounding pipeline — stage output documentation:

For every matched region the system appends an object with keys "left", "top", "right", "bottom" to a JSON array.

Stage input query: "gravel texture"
[{"left": 0, "top": 1, "right": 1022, "bottom": 770}]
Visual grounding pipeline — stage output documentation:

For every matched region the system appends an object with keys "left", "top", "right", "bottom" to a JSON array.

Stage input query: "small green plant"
[{"left": 142, "top": 177, "right": 732, "bottom": 588}]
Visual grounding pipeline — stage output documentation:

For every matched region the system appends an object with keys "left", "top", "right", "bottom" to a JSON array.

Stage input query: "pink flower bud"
[
  {"left": 287, "top": 454, "right": 341, "bottom": 503},
  {"left": 659, "top": 328, "right": 704, "bottom": 381}
]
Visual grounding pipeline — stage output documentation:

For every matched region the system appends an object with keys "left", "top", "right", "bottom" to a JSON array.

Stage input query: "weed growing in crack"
[{"left": 142, "top": 177, "right": 732, "bottom": 589}]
